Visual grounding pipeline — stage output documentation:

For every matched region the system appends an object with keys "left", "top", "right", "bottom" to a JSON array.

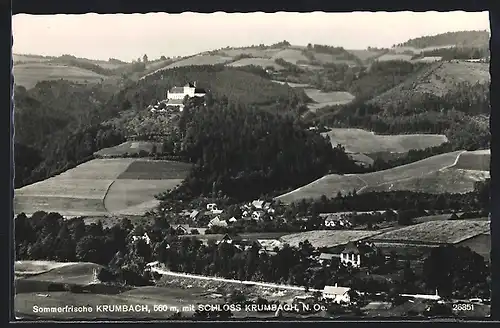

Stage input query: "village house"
[
  {"left": 132, "top": 232, "right": 151, "bottom": 245},
  {"left": 208, "top": 216, "right": 228, "bottom": 228},
  {"left": 340, "top": 241, "right": 375, "bottom": 268},
  {"left": 189, "top": 210, "right": 200, "bottom": 220},
  {"left": 318, "top": 253, "right": 340, "bottom": 265},
  {"left": 172, "top": 224, "right": 190, "bottom": 235},
  {"left": 323, "top": 284, "right": 351, "bottom": 304},
  {"left": 216, "top": 234, "right": 242, "bottom": 245}
]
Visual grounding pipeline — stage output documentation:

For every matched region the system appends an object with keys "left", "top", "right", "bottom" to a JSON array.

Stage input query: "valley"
[{"left": 12, "top": 26, "right": 491, "bottom": 321}]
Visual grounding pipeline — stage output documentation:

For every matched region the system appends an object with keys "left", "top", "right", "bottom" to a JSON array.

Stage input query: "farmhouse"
[
  {"left": 323, "top": 284, "right": 351, "bottom": 304},
  {"left": 154, "top": 82, "right": 206, "bottom": 112},
  {"left": 340, "top": 241, "right": 375, "bottom": 268},
  {"left": 208, "top": 216, "right": 228, "bottom": 228},
  {"left": 318, "top": 253, "right": 339, "bottom": 265},
  {"left": 368, "top": 220, "right": 491, "bottom": 261}
]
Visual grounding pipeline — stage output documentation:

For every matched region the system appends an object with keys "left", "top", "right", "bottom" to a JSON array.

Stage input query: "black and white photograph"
[{"left": 12, "top": 11, "right": 491, "bottom": 320}]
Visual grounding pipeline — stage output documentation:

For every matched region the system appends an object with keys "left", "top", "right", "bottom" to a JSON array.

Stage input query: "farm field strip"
[
  {"left": 277, "top": 151, "right": 465, "bottom": 202},
  {"left": 94, "top": 141, "right": 160, "bottom": 157},
  {"left": 14, "top": 158, "right": 191, "bottom": 216},
  {"left": 304, "top": 89, "right": 355, "bottom": 111},
  {"left": 15, "top": 178, "right": 114, "bottom": 199},
  {"left": 227, "top": 58, "right": 285, "bottom": 70},
  {"left": 13, "top": 63, "right": 107, "bottom": 89},
  {"left": 453, "top": 149, "right": 490, "bottom": 171},
  {"left": 369, "top": 220, "right": 490, "bottom": 244},
  {"left": 279, "top": 229, "right": 385, "bottom": 249},
  {"left": 321, "top": 128, "right": 448, "bottom": 154},
  {"left": 362, "top": 168, "right": 490, "bottom": 194},
  {"left": 104, "top": 179, "right": 184, "bottom": 213},
  {"left": 165, "top": 55, "right": 233, "bottom": 69}
]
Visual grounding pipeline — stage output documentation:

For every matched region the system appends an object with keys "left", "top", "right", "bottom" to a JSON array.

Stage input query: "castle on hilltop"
[{"left": 151, "top": 82, "right": 207, "bottom": 112}]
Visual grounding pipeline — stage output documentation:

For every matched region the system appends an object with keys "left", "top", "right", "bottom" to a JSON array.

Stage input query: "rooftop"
[{"left": 323, "top": 285, "right": 350, "bottom": 295}]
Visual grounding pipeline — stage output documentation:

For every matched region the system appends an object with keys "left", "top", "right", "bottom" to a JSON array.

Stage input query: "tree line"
[{"left": 15, "top": 209, "right": 489, "bottom": 300}]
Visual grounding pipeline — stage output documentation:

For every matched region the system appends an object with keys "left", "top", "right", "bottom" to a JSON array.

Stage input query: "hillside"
[
  {"left": 120, "top": 65, "right": 311, "bottom": 111},
  {"left": 13, "top": 63, "right": 107, "bottom": 89},
  {"left": 369, "top": 61, "right": 490, "bottom": 107},
  {"left": 396, "top": 30, "right": 490, "bottom": 49},
  {"left": 276, "top": 150, "right": 491, "bottom": 203}
]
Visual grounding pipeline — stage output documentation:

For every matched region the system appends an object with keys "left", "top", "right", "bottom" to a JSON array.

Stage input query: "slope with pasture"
[
  {"left": 369, "top": 61, "right": 489, "bottom": 107},
  {"left": 14, "top": 158, "right": 191, "bottom": 217},
  {"left": 321, "top": 128, "right": 448, "bottom": 154},
  {"left": 276, "top": 151, "right": 466, "bottom": 203},
  {"left": 13, "top": 63, "right": 107, "bottom": 89}
]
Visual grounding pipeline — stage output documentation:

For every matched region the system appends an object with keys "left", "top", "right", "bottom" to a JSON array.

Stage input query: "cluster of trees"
[
  {"left": 15, "top": 212, "right": 153, "bottom": 285},
  {"left": 412, "top": 47, "right": 489, "bottom": 60},
  {"left": 159, "top": 100, "right": 361, "bottom": 201},
  {"left": 290, "top": 186, "right": 488, "bottom": 216}
]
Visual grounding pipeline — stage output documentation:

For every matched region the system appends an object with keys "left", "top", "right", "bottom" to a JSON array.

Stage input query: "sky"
[{"left": 12, "top": 11, "right": 490, "bottom": 62}]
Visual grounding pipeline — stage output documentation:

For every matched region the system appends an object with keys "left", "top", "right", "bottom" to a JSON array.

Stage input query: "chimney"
[
  {"left": 334, "top": 283, "right": 338, "bottom": 287},
  {"left": 193, "top": 81, "right": 197, "bottom": 87}
]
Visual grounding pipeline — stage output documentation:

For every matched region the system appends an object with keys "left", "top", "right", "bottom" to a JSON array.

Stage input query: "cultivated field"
[
  {"left": 13, "top": 63, "right": 106, "bottom": 89},
  {"left": 375, "top": 54, "right": 414, "bottom": 62},
  {"left": 104, "top": 179, "right": 184, "bottom": 213},
  {"left": 276, "top": 151, "right": 465, "bottom": 203},
  {"left": 321, "top": 128, "right": 448, "bottom": 153},
  {"left": 391, "top": 45, "right": 455, "bottom": 54},
  {"left": 271, "top": 80, "right": 310, "bottom": 88},
  {"left": 270, "top": 49, "right": 309, "bottom": 64},
  {"left": 368, "top": 220, "right": 490, "bottom": 244},
  {"left": 165, "top": 55, "right": 233, "bottom": 69},
  {"left": 94, "top": 141, "right": 162, "bottom": 158},
  {"left": 219, "top": 47, "right": 284, "bottom": 58},
  {"left": 23, "top": 262, "right": 105, "bottom": 285},
  {"left": 280, "top": 230, "right": 383, "bottom": 249},
  {"left": 304, "top": 89, "right": 355, "bottom": 111},
  {"left": 15, "top": 261, "right": 80, "bottom": 275},
  {"left": 117, "top": 160, "right": 191, "bottom": 180},
  {"left": 413, "top": 56, "right": 443, "bottom": 63},
  {"left": 227, "top": 57, "right": 284, "bottom": 70},
  {"left": 13, "top": 54, "right": 53, "bottom": 64},
  {"left": 14, "top": 159, "right": 192, "bottom": 217},
  {"left": 362, "top": 168, "right": 490, "bottom": 194},
  {"left": 453, "top": 149, "right": 490, "bottom": 171}
]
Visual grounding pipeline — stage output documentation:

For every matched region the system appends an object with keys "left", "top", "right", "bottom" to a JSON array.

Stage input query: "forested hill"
[
  {"left": 13, "top": 80, "right": 125, "bottom": 187},
  {"left": 396, "top": 30, "right": 490, "bottom": 49},
  {"left": 158, "top": 98, "right": 362, "bottom": 202},
  {"left": 115, "top": 65, "right": 311, "bottom": 113}
]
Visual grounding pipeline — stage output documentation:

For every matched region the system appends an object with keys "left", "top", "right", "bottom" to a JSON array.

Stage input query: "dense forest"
[
  {"left": 159, "top": 98, "right": 361, "bottom": 201},
  {"left": 13, "top": 81, "right": 126, "bottom": 187}
]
